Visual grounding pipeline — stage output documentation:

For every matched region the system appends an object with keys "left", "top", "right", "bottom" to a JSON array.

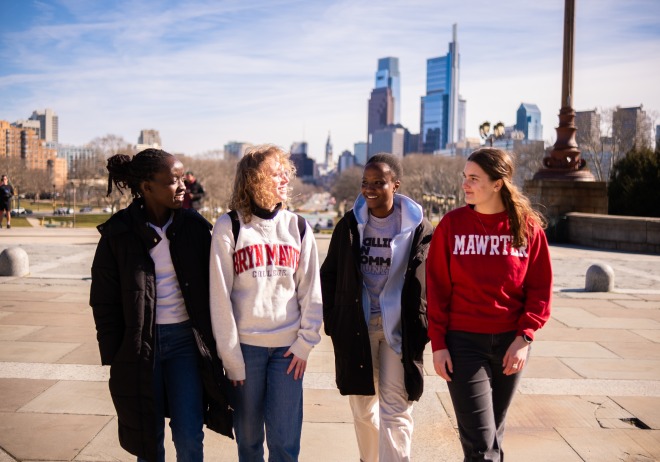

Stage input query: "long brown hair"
[
  {"left": 229, "top": 144, "right": 295, "bottom": 223},
  {"left": 467, "top": 148, "right": 545, "bottom": 247}
]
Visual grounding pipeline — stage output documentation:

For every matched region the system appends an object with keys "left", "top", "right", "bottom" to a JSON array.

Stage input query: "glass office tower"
[
  {"left": 516, "top": 103, "right": 543, "bottom": 141},
  {"left": 375, "top": 57, "right": 401, "bottom": 125},
  {"left": 420, "top": 24, "right": 462, "bottom": 153}
]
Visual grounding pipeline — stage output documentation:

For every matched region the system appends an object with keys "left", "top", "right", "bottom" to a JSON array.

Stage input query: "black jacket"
[
  {"left": 320, "top": 209, "right": 433, "bottom": 401},
  {"left": 89, "top": 199, "right": 232, "bottom": 461}
]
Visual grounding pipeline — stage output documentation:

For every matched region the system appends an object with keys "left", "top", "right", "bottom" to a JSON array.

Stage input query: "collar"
[{"left": 252, "top": 202, "right": 283, "bottom": 220}]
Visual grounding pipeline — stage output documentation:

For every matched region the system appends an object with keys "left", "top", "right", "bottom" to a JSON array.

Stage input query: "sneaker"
[{"left": 6, "top": 224, "right": 9, "bottom": 229}]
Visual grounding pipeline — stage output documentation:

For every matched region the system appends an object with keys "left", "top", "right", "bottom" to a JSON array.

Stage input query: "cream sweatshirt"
[{"left": 209, "top": 209, "right": 323, "bottom": 381}]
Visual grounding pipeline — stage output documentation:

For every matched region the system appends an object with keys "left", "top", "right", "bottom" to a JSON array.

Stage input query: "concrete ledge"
[{"left": 566, "top": 212, "right": 660, "bottom": 254}]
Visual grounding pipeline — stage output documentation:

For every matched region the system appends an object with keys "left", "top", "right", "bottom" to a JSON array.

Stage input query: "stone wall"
[
  {"left": 565, "top": 212, "right": 660, "bottom": 254},
  {"left": 524, "top": 179, "right": 608, "bottom": 242}
]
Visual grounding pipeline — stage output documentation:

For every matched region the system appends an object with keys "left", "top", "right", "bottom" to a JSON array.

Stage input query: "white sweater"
[{"left": 209, "top": 209, "right": 323, "bottom": 381}]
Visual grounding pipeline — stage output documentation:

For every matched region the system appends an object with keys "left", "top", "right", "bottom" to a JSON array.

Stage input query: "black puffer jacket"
[
  {"left": 320, "top": 209, "right": 433, "bottom": 401},
  {"left": 90, "top": 199, "right": 232, "bottom": 461}
]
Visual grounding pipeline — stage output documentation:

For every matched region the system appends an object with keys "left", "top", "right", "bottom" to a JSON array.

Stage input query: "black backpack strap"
[
  {"left": 228, "top": 210, "right": 241, "bottom": 245},
  {"left": 296, "top": 214, "right": 307, "bottom": 241},
  {"left": 229, "top": 209, "right": 306, "bottom": 244}
]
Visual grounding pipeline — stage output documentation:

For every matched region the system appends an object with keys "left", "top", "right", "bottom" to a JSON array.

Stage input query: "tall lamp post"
[
  {"left": 479, "top": 121, "right": 505, "bottom": 147},
  {"left": 533, "top": 0, "right": 594, "bottom": 181}
]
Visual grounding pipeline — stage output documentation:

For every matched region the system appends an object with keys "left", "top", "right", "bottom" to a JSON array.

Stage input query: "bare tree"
[
  {"left": 177, "top": 154, "right": 238, "bottom": 217},
  {"left": 82, "top": 135, "right": 137, "bottom": 210},
  {"left": 289, "top": 177, "right": 322, "bottom": 211},
  {"left": 511, "top": 141, "right": 545, "bottom": 187},
  {"left": 400, "top": 154, "right": 464, "bottom": 208},
  {"left": 331, "top": 166, "right": 363, "bottom": 209},
  {"left": 0, "top": 157, "right": 53, "bottom": 202},
  {"left": 578, "top": 106, "right": 656, "bottom": 182}
]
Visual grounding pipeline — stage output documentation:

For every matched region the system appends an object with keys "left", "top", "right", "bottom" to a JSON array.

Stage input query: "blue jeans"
[
  {"left": 231, "top": 344, "right": 303, "bottom": 462},
  {"left": 139, "top": 320, "right": 204, "bottom": 462},
  {"left": 445, "top": 330, "right": 526, "bottom": 462}
]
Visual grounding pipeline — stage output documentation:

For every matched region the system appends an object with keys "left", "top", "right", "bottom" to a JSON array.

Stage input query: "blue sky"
[{"left": 1, "top": 0, "right": 659, "bottom": 162}]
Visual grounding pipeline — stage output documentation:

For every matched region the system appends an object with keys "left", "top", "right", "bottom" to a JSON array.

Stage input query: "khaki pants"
[{"left": 349, "top": 315, "right": 414, "bottom": 462}]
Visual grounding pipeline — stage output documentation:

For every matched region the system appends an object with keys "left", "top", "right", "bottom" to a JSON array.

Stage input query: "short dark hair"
[{"left": 365, "top": 153, "right": 403, "bottom": 181}]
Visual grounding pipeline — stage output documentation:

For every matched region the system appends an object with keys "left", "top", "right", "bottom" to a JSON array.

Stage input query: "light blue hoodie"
[{"left": 352, "top": 193, "right": 424, "bottom": 354}]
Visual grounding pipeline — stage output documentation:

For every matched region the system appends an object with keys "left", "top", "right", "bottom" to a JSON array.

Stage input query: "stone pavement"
[{"left": 0, "top": 226, "right": 659, "bottom": 461}]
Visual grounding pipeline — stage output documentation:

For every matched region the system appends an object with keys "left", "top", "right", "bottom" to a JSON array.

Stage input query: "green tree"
[{"left": 608, "top": 146, "right": 660, "bottom": 217}]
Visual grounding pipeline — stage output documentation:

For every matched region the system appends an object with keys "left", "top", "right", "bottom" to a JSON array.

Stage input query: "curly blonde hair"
[
  {"left": 229, "top": 144, "right": 296, "bottom": 223},
  {"left": 467, "top": 148, "right": 546, "bottom": 248}
]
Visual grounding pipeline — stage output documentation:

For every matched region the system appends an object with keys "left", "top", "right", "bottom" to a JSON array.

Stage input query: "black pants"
[{"left": 446, "top": 330, "right": 526, "bottom": 462}]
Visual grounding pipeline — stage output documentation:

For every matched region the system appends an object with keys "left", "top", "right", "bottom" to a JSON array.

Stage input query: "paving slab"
[
  {"left": 539, "top": 325, "right": 649, "bottom": 342},
  {"left": 0, "top": 412, "right": 112, "bottom": 461},
  {"left": 0, "top": 378, "right": 56, "bottom": 412},
  {"left": 583, "top": 305, "right": 660, "bottom": 321},
  {"left": 600, "top": 340, "right": 660, "bottom": 360},
  {"left": 556, "top": 427, "right": 659, "bottom": 461},
  {"left": 411, "top": 390, "right": 463, "bottom": 461},
  {"left": 0, "top": 340, "right": 80, "bottom": 363},
  {"left": 18, "top": 380, "right": 115, "bottom": 416},
  {"left": 552, "top": 307, "right": 660, "bottom": 329},
  {"left": 633, "top": 329, "right": 660, "bottom": 342},
  {"left": 531, "top": 340, "right": 620, "bottom": 359},
  {"left": 73, "top": 418, "right": 134, "bottom": 462},
  {"left": 561, "top": 358, "right": 660, "bottom": 380},
  {"left": 303, "top": 389, "right": 353, "bottom": 423},
  {"left": 0, "top": 311, "right": 93, "bottom": 328},
  {"left": 611, "top": 396, "right": 660, "bottom": 429},
  {"left": 56, "top": 341, "right": 102, "bottom": 365},
  {"left": 522, "top": 357, "right": 583, "bottom": 379},
  {"left": 0, "top": 300, "right": 91, "bottom": 315},
  {"left": 20, "top": 325, "right": 97, "bottom": 343},
  {"left": 503, "top": 428, "right": 582, "bottom": 462},
  {"left": 0, "top": 325, "right": 42, "bottom": 341}
]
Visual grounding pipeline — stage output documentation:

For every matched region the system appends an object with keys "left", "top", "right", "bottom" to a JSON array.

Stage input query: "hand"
[
  {"left": 503, "top": 336, "right": 529, "bottom": 375},
  {"left": 433, "top": 349, "right": 453, "bottom": 382},
  {"left": 284, "top": 349, "right": 307, "bottom": 380},
  {"left": 231, "top": 380, "right": 245, "bottom": 387}
]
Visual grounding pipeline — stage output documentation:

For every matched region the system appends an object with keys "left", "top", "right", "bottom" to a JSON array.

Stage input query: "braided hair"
[{"left": 106, "top": 149, "right": 174, "bottom": 198}]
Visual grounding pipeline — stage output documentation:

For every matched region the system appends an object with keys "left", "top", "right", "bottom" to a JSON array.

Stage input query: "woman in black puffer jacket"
[{"left": 90, "top": 149, "right": 232, "bottom": 462}]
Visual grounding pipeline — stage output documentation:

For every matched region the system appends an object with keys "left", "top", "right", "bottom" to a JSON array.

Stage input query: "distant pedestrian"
[
  {"left": 0, "top": 175, "right": 14, "bottom": 229},
  {"left": 427, "top": 147, "right": 553, "bottom": 461},
  {"left": 89, "top": 149, "right": 232, "bottom": 462},
  {"left": 183, "top": 170, "right": 205, "bottom": 210},
  {"left": 320, "top": 153, "right": 433, "bottom": 461},
  {"left": 209, "top": 144, "right": 323, "bottom": 462}
]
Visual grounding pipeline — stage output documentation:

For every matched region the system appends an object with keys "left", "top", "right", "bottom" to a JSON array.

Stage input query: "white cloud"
[{"left": 1, "top": 0, "right": 659, "bottom": 161}]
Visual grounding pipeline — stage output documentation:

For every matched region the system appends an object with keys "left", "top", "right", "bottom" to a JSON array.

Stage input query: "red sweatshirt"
[{"left": 426, "top": 205, "right": 552, "bottom": 351}]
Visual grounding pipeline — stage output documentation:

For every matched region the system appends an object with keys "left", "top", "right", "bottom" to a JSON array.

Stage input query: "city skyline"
[{"left": 1, "top": 0, "right": 659, "bottom": 163}]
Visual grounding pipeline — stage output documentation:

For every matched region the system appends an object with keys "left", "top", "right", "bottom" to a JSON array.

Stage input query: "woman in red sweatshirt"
[{"left": 427, "top": 147, "right": 552, "bottom": 461}]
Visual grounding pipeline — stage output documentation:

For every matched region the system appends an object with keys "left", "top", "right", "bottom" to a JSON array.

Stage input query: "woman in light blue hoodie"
[{"left": 321, "top": 153, "right": 433, "bottom": 462}]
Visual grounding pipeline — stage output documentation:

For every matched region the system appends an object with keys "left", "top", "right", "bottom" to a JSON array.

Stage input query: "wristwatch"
[{"left": 522, "top": 334, "right": 533, "bottom": 344}]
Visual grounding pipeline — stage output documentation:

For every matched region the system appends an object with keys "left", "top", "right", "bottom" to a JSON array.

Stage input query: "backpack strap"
[
  {"left": 296, "top": 214, "right": 307, "bottom": 241},
  {"left": 228, "top": 210, "right": 306, "bottom": 245},
  {"left": 228, "top": 210, "right": 241, "bottom": 245}
]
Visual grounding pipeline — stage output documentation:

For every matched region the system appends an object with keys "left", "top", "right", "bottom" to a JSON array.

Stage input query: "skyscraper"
[
  {"left": 375, "top": 57, "right": 401, "bottom": 124},
  {"left": 575, "top": 110, "right": 601, "bottom": 146},
  {"left": 28, "top": 108, "right": 58, "bottom": 143},
  {"left": 515, "top": 103, "right": 543, "bottom": 141},
  {"left": 368, "top": 57, "right": 400, "bottom": 157},
  {"left": 612, "top": 106, "right": 649, "bottom": 153},
  {"left": 325, "top": 132, "right": 334, "bottom": 169},
  {"left": 138, "top": 129, "right": 162, "bottom": 147},
  {"left": 420, "top": 24, "right": 464, "bottom": 153}
]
